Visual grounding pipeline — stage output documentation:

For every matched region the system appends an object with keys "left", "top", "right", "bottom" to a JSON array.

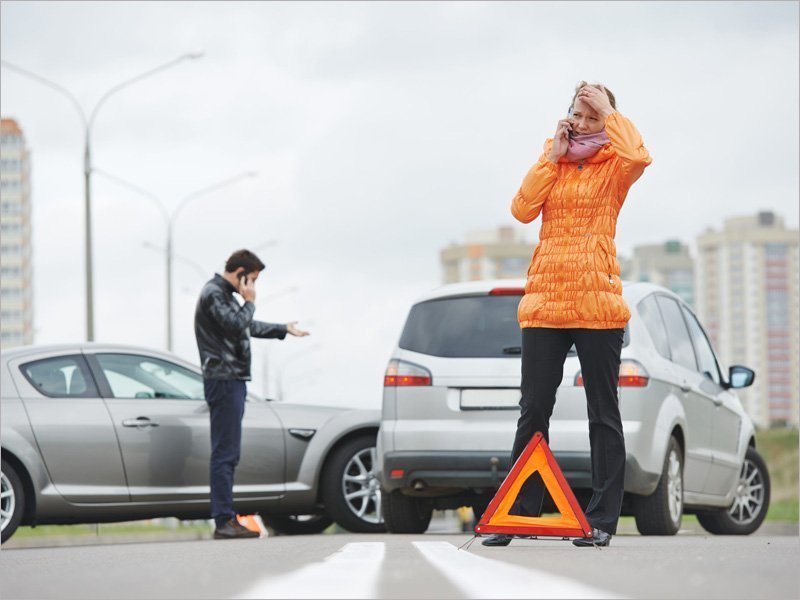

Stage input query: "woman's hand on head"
[
  {"left": 576, "top": 86, "right": 615, "bottom": 120},
  {"left": 548, "top": 119, "right": 572, "bottom": 163}
]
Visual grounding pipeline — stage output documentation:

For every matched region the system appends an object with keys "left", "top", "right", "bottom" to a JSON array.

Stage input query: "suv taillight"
[
  {"left": 489, "top": 287, "right": 525, "bottom": 296},
  {"left": 384, "top": 359, "right": 432, "bottom": 387},
  {"left": 574, "top": 359, "right": 649, "bottom": 387}
]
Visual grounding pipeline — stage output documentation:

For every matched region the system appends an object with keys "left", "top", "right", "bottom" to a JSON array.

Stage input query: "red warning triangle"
[{"left": 475, "top": 432, "right": 592, "bottom": 538}]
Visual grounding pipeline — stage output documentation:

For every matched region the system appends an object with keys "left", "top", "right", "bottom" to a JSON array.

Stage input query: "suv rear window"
[
  {"left": 399, "top": 295, "right": 522, "bottom": 358},
  {"left": 399, "top": 293, "right": 629, "bottom": 358}
]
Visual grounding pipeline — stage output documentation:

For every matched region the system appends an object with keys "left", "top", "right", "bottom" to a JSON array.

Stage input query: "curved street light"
[
  {"left": 1, "top": 52, "right": 204, "bottom": 341},
  {"left": 94, "top": 168, "right": 259, "bottom": 350}
]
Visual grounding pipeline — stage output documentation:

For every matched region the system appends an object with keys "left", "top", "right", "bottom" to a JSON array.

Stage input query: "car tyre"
[
  {"left": 634, "top": 436, "right": 683, "bottom": 535},
  {"left": 470, "top": 498, "right": 491, "bottom": 524},
  {"left": 321, "top": 435, "right": 386, "bottom": 533},
  {"left": 261, "top": 514, "right": 334, "bottom": 535},
  {"left": 696, "top": 447, "right": 770, "bottom": 535},
  {"left": 1, "top": 458, "right": 25, "bottom": 544},
  {"left": 383, "top": 490, "right": 433, "bottom": 534}
]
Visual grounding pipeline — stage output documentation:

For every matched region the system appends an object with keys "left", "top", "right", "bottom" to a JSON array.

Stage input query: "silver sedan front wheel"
[
  {"left": 342, "top": 446, "right": 382, "bottom": 525},
  {"left": 321, "top": 435, "right": 386, "bottom": 533}
]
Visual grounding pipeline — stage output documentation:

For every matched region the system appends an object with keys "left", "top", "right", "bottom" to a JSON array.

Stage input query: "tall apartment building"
[
  {"left": 622, "top": 240, "right": 695, "bottom": 306},
  {"left": 0, "top": 118, "right": 33, "bottom": 348},
  {"left": 441, "top": 226, "right": 534, "bottom": 283},
  {"left": 695, "top": 212, "right": 799, "bottom": 428}
]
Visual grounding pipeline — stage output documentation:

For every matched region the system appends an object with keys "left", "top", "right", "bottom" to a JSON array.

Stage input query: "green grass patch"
[
  {"left": 766, "top": 498, "right": 799, "bottom": 522},
  {"left": 14, "top": 520, "right": 211, "bottom": 538},
  {"left": 756, "top": 428, "right": 799, "bottom": 503}
]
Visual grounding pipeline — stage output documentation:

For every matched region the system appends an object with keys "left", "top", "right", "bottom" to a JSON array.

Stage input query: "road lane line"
[
  {"left": 412, "top": 541, "right": 621, "bottom": 599},
  {"left": 235, "top": 542, "right": 385, "bottom": 599}
]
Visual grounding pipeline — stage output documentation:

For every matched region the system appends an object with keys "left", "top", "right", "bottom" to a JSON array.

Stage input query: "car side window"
[
  {"left": 655, "top": 296, "right": 698, "bottom": 372},
  {"left": 95, "top": 354, "right": 205, "bottom": 400},
  {"left": 20, "top": 355, "right": 98, "bottom": 398},
  {"left": 637, "top": 295, "right": 671, "bottom": 360},
  {"left": 681, "top": 305, "right": 722, "bottom": 385}
]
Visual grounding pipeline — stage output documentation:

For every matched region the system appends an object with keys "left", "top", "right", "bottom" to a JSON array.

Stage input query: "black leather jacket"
[{"left": 194, "top": 274, "right": 286, "bottom": 380}]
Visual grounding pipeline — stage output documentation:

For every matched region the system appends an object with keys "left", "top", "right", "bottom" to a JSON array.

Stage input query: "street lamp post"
[
  {"left": 94, "top": 169, "right": 259, "bottom": 351},
  {"left": 1, "top": 52, "right": 204, "bottom": 341}
]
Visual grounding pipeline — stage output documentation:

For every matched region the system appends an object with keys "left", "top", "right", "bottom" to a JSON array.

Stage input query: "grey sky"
[{"left": 1, "top": 1, "right": 798, "bottom": 407}]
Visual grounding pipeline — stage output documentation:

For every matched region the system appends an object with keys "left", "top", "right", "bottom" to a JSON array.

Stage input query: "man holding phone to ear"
[{"left": 194, "top": 249, "right": 309, "bottom": 539}]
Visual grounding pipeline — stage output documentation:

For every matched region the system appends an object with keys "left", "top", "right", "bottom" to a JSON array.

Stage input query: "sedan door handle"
[{"left": 122, "top": 417, "right": 160, "bottom": 428}]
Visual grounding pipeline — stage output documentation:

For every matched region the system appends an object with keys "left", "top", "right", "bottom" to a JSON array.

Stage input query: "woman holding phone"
[{"left": 483, "top": 81, "right": 652, "bottom": 548}]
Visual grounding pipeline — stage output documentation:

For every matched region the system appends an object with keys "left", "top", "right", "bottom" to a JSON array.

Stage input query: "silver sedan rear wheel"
[
  {"left": 1, "top": 459, "right": 25, "bottom": 544},
  {"left": 1, "top": 472, "right": 15, "bottom": 532}
]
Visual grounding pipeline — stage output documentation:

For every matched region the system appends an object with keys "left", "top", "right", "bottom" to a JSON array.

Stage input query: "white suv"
[{"left": 376, "top": 279, "right": 770, "bottom": 536}]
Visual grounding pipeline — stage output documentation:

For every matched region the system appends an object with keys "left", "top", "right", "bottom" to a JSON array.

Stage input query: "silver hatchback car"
[
  {"left": 1, "top": 343, "right": 385, "bottom": 543},
  {"left": 377, "top": 280, "right": 770, "bottom": 536}
]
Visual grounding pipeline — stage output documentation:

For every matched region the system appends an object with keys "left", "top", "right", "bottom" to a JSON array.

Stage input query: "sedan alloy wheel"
[
  {"left": 0, "top": 472, "right": 15, "bottom": 533},
  {"left": 321, "top": 435, "right": 386, "bottom": 533},
  {"left": 342, "top": 446, "right": 382, "bottom": 525},
  {"left": 1, "top": 459, "right": 25, "bottom": 544}
]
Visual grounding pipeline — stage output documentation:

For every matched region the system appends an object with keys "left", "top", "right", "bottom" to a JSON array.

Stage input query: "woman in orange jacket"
[{"left": 483, "top": 82, "right": 652, "bottom": 548}]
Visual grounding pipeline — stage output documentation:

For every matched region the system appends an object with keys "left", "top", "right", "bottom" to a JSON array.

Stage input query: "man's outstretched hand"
[{"left": 287, "top": 321, "right": 310, "bottom": 337}]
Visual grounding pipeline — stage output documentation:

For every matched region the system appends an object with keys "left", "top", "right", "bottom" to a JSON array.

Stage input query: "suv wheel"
[
  {"left": 696, "top": 447, "right": 770, "bottom": 535},
  {"left": 470, "top": 498, "right": 491, "bottom": 524},
  {"left": 634, "top": 436, "right": 683, "bottom": 535},
  {"left": 321, "top": 435, "right": 386, "bottom": 533},
  {"left": 1, "top": 459, "right": 25, "bottom": 544},
  {"left": 383, "top": 490, "right": 433, "bottom": 534},
  {"left": 262, "top": 514, "right": 334, "bottom": 536}
]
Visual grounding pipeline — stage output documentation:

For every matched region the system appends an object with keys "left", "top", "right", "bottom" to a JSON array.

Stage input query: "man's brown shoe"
[{"left": 214, "top": 518, "right": 260, "bottom": 539}]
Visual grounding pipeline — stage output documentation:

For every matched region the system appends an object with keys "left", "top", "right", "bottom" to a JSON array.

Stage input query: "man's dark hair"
[{"left": 225, "top": 249, "right": 265, "bottom": 275}]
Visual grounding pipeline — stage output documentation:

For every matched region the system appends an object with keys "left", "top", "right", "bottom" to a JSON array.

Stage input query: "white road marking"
[
  {"left": 235, "top": 542, "right": 385, "bottom": 599},
  {"left": 412, "top": 541, "right": 622, "bottom": 599}
]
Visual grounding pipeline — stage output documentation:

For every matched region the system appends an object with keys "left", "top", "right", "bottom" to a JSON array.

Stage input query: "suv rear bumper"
[{"left": 379, "top": 451, "right": 659, "bottom": 495}]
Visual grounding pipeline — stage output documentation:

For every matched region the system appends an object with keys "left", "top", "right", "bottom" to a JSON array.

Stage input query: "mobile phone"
[{"left": 567, "top": 107, "right": 574, "bottom": 138}]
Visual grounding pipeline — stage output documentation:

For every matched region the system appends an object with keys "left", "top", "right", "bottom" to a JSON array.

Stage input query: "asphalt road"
[{"left": 2, "top": 530, "right": 798, "bottom": 600}]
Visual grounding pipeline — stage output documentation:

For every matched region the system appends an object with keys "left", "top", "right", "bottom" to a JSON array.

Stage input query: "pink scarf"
[{"left": 565, "top": 130, "right": 610, "bottom": 162}]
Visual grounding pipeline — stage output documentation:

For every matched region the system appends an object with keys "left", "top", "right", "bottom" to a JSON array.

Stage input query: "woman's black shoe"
[
  {"left": 572, "top": 528, "right": 611, "bottom": 547},
  {"left": 481, "top": 534, "right": 512, "bottom": 547}
]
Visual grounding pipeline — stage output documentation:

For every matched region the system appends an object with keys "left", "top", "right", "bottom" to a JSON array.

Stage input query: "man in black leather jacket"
[{"left": 194, "top": 249, "right": 309, "bottom": 539}]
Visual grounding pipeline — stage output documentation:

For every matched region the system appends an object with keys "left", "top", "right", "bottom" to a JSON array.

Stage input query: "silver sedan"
[{"left": 0, "top": 343, "right": 385, "bottom": 543}]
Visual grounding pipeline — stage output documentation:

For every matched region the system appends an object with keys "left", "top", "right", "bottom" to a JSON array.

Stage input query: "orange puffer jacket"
[{"left": 512, "top": 112, "right": 652, "bottom": 330}]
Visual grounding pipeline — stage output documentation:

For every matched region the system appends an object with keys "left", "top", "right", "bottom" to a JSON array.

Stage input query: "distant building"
[
  {"left": 0, "top": 118, "right": 33, "bottom": 348},
  {"left": 622, "top": 240, "right": 695, "bottom": 306},
  {"left": 695, "top": 212, "right": 799, "bottom": 428},
  {"left": 441, "top": 226, "right": 533, "bottom": 283}
]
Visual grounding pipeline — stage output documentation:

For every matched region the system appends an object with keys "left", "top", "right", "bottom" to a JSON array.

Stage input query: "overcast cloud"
[{"left": 1, "top": 1, "right": 798, "bottom": 408}]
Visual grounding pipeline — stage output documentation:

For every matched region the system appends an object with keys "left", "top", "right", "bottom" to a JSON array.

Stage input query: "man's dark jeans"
[
  {"left": 511, "top": 327, "right": 626, "bottom": 535},
  {"left": 204, "top": 378, "right": 247, "bottom": 528}
]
